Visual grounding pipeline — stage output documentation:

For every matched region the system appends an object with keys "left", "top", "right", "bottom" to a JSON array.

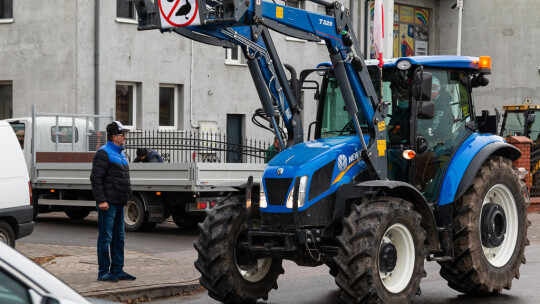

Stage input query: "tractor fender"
[
  {"left": 437, "top": 134, "right": 520, "bottom": 206},
  {"left": 334, "top": 180, "right": 439, "bottom": 252},
  {"left": 453, "top": 142, "right": 521, "bottom": 202}
]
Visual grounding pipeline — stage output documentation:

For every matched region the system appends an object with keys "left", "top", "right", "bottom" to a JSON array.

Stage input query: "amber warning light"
[
  {"left": 479, "top": 56, "right": 491, "bottom": 71},
  {"left": 402, "top": 150, "right": 416, "bottom": 160}
]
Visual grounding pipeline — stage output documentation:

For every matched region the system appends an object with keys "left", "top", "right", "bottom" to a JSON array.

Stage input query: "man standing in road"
[{"left": 90, "top": 121, "right": 136, "bottom": 282}]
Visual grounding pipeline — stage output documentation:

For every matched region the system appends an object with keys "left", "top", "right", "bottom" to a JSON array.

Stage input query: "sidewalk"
[{"left": 16, "top": 242, "right": 202, "bottom": 302}]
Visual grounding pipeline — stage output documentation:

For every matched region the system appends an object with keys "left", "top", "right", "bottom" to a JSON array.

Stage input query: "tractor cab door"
[{"left": 414, "top": 69, "right": 474, "bottom": 202}]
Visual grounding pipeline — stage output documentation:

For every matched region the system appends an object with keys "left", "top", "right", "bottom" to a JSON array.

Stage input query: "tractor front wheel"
[
  {"left": 333, "top": 198, "right": 426, "bottom": 303},
  {"left": 439, "top": 156, "right": 530, "bottom": 294},
  {"left": 194, "top": 196, "right": 284, "bottom": 303}
]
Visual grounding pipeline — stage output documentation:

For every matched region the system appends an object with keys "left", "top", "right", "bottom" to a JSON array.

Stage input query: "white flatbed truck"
[{"left": 5, "top": 107, "right": 265, "bottom": 231}]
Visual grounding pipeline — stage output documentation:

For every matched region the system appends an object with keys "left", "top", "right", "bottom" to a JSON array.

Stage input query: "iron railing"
[{"left": 124, "top": 130, "right": 271, "bottom": 164}]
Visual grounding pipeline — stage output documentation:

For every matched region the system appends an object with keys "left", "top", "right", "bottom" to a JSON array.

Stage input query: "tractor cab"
[
  {"left": 500, "top": 104, "right": 540, "bottom": 142},
  {"left": 312, "top": 56, "right": 490, "bottom": 203}
]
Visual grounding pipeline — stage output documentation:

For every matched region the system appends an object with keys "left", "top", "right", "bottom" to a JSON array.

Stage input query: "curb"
[{"left": 83, "top": 281, "right": 202, "bottom": 302}]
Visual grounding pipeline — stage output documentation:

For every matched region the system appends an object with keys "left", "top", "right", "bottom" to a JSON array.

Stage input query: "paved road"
[
  {"left": 151, "top": 213, "right": 540, "bottom": 304},
  {"left": 25, "top": 212, "right": 198, "bottom": 261},
  {"left": 24, "top": 212, "right": 540, "bottom": 304}
]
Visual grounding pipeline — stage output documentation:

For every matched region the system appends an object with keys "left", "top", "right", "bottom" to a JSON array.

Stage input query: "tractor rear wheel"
[
  {"left": 332, "top": 198, "right": 426, "bottom": 304},
  {"left": 439, "top": 156, "right": 530, "bottom": 295},
  {"left": 194, "top": 196, "right": 284, "bottom": 303}
]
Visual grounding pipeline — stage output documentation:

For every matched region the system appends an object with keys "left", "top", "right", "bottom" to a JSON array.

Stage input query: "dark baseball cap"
[
  {"left": 136, "top": 148, "right": 147, "bottom": 158},
  {"left": 106, "top": 121, "right": 129, "bottom": 135}
]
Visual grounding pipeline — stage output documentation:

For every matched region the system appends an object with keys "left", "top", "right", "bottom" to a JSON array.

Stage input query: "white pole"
[{"left": 457, "top": 0, "right": 463, "bottom": 56}]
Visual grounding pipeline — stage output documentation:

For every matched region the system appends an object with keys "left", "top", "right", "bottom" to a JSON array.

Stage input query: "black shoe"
[
  {"left": 97, "top": 273, "right": 118, "bottom": 282},
  {"left": 115, "top": 271, "right": 136, "bottom": 281}
]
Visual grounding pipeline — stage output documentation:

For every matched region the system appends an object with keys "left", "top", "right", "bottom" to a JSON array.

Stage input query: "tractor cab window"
[
  {"left": 529, "top": 111, "right": 540, "bottom": 143},
  {"left": 415, "top": 69, "right": 472, "bottom": 201},
  {"left": 501, "top": 111, "right": 528, "bottom": 138},
  {"left": 383, "top": 68, "right": 413, "bottom": 145},
  {"left": 319, "top": 77, "right": 367, "bottom": 138}
]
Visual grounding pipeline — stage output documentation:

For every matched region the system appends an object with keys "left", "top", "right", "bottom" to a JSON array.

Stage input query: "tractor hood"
[{"left": 262, "top": 136, "right": 368, "bottom": 212}]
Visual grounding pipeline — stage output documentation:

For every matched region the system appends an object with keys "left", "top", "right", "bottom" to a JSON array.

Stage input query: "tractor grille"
[
  {"left": 309, "top": 160, "right": 335, "bottom": 201},
  {"left": 265, "top": 178, "right": 293, "bottom": 206}
]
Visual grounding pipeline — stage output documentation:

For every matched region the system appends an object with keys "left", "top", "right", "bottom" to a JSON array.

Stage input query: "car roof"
[{"left": 0, "top": 242, "right": 91, "bottom": 303}]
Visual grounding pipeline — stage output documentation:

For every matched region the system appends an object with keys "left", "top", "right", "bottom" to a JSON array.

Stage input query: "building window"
[
  {"left": 284, "top": 0, "right": 303, "bottom": 9},
  {"left": 367, "top": 2, "right": 430, "bottom": 58},
  {"left": 225, "top": 46, "right": 246, "bottom": 65},
  {"left": 0, "top": 83, "right": 12, "bottom": 119},
  {"left": 116, "top": 83, "right": 137, "bottom": 128},
  {"left": 0, "top": 0, "right": 13, "bottom": 20},
  {"left": 117, "top": 0, "right": 136, "bottom": 20},
  {"left": 159, "top": 85, "right": 179, "bottom": 129},
  {"left": 316, "top": 5, "right": 326, "bottom": 15}
]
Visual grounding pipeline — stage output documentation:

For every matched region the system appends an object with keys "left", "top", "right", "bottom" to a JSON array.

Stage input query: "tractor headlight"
[
  {"left": 286, "top": 176, "right": 308, "bottom": 209},
  {"left": 260, "top": 186, "right": 267, "bottom": 208}
]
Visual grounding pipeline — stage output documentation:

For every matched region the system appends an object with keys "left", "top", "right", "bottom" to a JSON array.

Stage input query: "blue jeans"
[{"left": 97, "top": 204, "right": 125, "bottom": 277}]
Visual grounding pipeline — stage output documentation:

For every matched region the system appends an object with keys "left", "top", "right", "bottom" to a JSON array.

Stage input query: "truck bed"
[{"left": 33, "top": 153, "right": 265, "bottom": 192}]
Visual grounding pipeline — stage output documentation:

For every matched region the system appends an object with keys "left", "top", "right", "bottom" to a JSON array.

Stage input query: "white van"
[{"left": 0, "top": 120, "right": 34, "bottom": 247}]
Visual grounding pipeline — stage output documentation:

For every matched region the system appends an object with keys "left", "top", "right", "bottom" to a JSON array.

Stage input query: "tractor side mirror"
[
  {"left": 418, "top": 100, "right": 435, "bottom": 119},
  {"left": 527, "top": 113, "right": 536, "bottom": 125},
  {"left": 412, "top": 71, "right": 432, "bottom": 102},
  {"left": 416, "top": 135, "right": 429, "bottom": 154},
  {"left": 413, "top": 70, "right": 434, "bottom": 119}
]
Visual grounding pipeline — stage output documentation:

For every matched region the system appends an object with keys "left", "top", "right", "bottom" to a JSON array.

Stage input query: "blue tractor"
[{"left": 134, "top": 1, "right": 529, "bottom": 303}]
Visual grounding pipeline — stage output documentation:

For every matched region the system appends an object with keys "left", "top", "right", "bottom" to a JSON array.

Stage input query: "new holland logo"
[{"left": 337, "top": 155, "right": 348, "bottom": 172}]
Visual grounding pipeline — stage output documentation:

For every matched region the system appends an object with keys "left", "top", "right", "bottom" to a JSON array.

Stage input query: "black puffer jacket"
[{"left": 90, "top": 141, "right": 131, "bottom": 206}]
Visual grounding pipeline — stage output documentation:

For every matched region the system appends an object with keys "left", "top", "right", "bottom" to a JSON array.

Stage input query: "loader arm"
[{"left": 134, "top": 0, "right": 387, "bottom": 179}]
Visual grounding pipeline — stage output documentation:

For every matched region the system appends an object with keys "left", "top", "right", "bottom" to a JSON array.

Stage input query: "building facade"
[{"left": 0, "top": 0, "right": 538, "bottom": 142}]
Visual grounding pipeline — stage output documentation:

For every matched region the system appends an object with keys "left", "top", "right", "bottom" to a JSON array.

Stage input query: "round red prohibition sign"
[{"left": 159, "top": 0, "right": 199, "bottom": 27}]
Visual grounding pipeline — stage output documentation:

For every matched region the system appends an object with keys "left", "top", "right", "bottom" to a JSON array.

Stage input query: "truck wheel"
[
  {"left": 0, "top": 221, "right": 16, "bottom": 248},
  {"left": 332, "top": 198, "right": 426, "bottom": 304},
  {"left": 439, "top": 156, "right": 529, "bottom": 294},
  {"left": 64, "top": 208, "right": 91, "bottom": 220},
  {"left": 194, "top": 196, "right": 284, "bottom": 303},
  {"left": 124, "top": 196, "right": 152, "bottom": 232},
  {"left": 172, "top": 206, "right": 196, "bottom": 230}
]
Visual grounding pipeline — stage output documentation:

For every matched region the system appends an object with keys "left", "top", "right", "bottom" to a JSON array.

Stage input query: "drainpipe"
[
  {"left": 456, "top": 0, "right": 463, "bottom": 56},
  {"left": 190, "top": 40, "right": 198, "bottom": 128},
  {"left": 94, "top": 0, "right": 100, "bottom": 118}
]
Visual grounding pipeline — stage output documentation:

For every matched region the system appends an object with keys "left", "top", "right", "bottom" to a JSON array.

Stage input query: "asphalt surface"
[{"left": 15, "top": 212, "right": 540, "bottom": 303}]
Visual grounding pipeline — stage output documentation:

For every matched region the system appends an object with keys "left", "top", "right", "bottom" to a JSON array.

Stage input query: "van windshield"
[{"left": 9, "top": 122, "right": 25, "bottom": 150}]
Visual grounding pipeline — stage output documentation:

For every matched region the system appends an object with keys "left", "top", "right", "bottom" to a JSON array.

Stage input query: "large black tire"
[
  {"left": 194, "top": 196, "right": 284, "bottom": 303},
  {"left": 124, "top": 195, "right": 154, "bottom": 232},
  {"left": 332, "top": 198, "right": 426, "bottom": 304},
  {"left": 65, "top": 208, "right": 91, "bottom": 220},
  {"left": 0, "top": 220, "right": 16, "bottom": 248},
  {"left": 439, "top": 156, "right": 530, "bottom": 294},
  {"left": 172, "top": 206, "right": 197, "bottom": 230}
]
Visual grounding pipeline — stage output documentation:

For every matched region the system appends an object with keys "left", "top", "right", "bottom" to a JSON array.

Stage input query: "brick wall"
[{"left": 506, "top": 136, "right": 539, "bottom": 212}]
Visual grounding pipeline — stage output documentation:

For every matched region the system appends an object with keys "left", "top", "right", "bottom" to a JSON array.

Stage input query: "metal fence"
[{"left": 124, "top": 130, "right": 271, "bottom": 164}]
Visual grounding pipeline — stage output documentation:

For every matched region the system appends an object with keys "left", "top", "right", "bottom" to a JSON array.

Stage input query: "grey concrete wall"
[
  {"left": 6, "top": 0, "right": 535, "bottom": 143},
  {"left": 437, "top": 0, "right": 540, "bottom": 111},
  {"left": 0, "top": 0, "right": 78, "bottom": 116},
  {"left": 0, "top": 0, "right": 338, "bottom": 144}
]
